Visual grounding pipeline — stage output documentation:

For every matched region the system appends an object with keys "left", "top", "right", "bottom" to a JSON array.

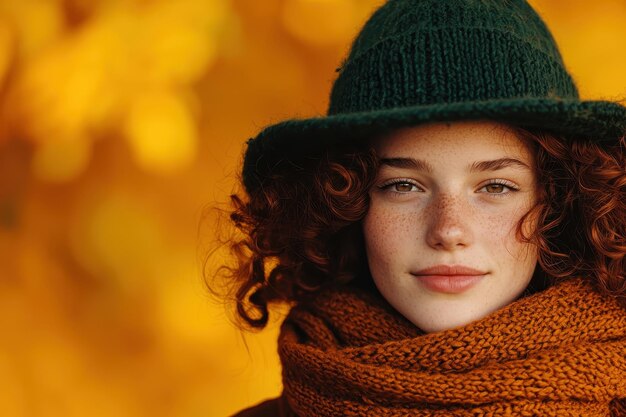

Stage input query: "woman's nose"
[{"left": 425, "top": 195, "right": 473, "bottom": 251}]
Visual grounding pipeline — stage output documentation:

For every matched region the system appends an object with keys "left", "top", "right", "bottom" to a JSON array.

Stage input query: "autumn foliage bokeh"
[{"left": 0, "top": 0, "right": 624, "bottom": 416}]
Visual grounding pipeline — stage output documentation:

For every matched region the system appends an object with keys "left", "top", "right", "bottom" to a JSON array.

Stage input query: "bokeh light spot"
[
  {"left": 281, "top": 0, "right": 360, "bottom": 46},
  {"left": 124, "top": 91, "right": 198, "bottom": 175},
  {"left": 70, "top": 192, "right": 165, "bottom": 294}
]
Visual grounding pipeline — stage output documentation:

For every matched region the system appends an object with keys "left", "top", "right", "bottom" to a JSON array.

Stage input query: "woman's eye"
[
  {"left": 393, "top": 182, "right": 417, "bottom": 192},
  {"left": 379, "top": 180, "right": 421, "bottom": 193},
  {"left": 479, "top": 181, "right": 518, "bottom": 195},
  {"left": 484, "top": 184, "right": 506, "bottom": 193}
]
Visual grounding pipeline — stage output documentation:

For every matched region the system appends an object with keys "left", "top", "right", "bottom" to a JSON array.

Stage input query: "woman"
[{"left": 219, "top": 0, "right": 626, "bottom": 415}]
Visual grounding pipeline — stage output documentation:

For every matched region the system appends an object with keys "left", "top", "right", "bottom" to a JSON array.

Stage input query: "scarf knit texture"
[{"left": 277, "top": 277, "right": 626, "bottom": 416}]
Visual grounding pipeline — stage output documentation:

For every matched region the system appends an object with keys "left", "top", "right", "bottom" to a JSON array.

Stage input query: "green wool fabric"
[{"left": 242, "top": 0, "right": 626, "bottom": 194}]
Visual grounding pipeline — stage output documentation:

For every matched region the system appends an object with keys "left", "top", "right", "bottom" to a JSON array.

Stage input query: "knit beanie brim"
[{"left": 243, "top": 97, "right": 626, "bottom": 194}]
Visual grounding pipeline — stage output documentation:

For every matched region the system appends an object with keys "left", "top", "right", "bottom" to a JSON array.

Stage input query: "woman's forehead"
[{"left": 372, "top": 120, "right": 532, "bottom": 158}]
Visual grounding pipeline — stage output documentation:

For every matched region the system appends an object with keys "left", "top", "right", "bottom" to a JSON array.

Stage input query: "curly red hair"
[{"left": 207, "top": 128, "right": 625, "bottom": 329}]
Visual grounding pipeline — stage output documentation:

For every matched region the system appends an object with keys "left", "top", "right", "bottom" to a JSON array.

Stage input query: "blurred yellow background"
[{"left": 0, "top": 0, "right": 624, "bottom": 416}]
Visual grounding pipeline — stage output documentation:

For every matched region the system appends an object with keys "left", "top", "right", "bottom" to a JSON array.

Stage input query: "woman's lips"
[{"left": 411, "top": 265, "right": 487, "bottom": 294}]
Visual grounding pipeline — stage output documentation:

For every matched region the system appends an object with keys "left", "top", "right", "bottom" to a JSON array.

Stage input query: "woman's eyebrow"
[
  {"left": 469, "top": 158, "right": 530, "bottom": 172},
  {"left": 378, "top": 157, "right": 530, "bottom": 173},
  {"left": 379, "top": 157, "right": 433, "bottom": 172}
]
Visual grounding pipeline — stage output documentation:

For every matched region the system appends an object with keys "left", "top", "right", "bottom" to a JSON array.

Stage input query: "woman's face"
[{"left": 362, "top": 120, "right": 539, "bottom": 333}]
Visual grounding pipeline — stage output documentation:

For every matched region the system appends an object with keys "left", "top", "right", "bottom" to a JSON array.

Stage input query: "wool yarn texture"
[{"left": 277, "top": 277, "right": 626, "bottom": 416}]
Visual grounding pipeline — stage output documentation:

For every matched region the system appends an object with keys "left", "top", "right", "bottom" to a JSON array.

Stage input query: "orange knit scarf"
[{"left": 277, "top": 277, "right": 626, "bottom": 416}]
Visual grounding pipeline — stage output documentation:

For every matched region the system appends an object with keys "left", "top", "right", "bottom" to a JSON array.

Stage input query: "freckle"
[
  {"left": 428, "top": 195, "right": 462, "bottom": 222},
  {"left": 369, "top": 209, "right": 416, "bottom": 248}
]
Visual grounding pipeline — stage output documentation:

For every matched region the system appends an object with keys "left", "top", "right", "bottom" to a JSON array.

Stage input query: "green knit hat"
[{"left": 242, "top": 0, "right": 626, "bottom": 194}]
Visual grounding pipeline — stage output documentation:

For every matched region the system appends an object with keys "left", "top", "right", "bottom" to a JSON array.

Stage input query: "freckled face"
[{"left": 362, "top": 120, "right": 539, "bottom": 333}]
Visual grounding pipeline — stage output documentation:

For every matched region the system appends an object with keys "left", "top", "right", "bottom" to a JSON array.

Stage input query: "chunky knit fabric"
[
  {"left": 242, "top": 0, "right": 626, "bottom": 194},
  {"left": 275, "top": 277, "right": 626, "bottom": 416}
]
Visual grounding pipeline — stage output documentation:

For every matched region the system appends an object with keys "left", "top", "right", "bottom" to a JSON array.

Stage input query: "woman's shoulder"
[{"left": 230, "top": 396, "right": 295, "bottom": 417}]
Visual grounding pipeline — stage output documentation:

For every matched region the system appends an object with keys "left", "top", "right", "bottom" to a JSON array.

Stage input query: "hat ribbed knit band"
[{"left": 328, "top": 27, "right": 578, "bottom": 115}]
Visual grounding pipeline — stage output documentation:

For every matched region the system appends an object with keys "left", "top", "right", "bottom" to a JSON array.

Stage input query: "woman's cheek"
[
  {"left": 488, "top": 207, "right": 535, "bottom": 260},
  {"left": 364, "top": 203, "right": 421, "bottom": 256}
]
